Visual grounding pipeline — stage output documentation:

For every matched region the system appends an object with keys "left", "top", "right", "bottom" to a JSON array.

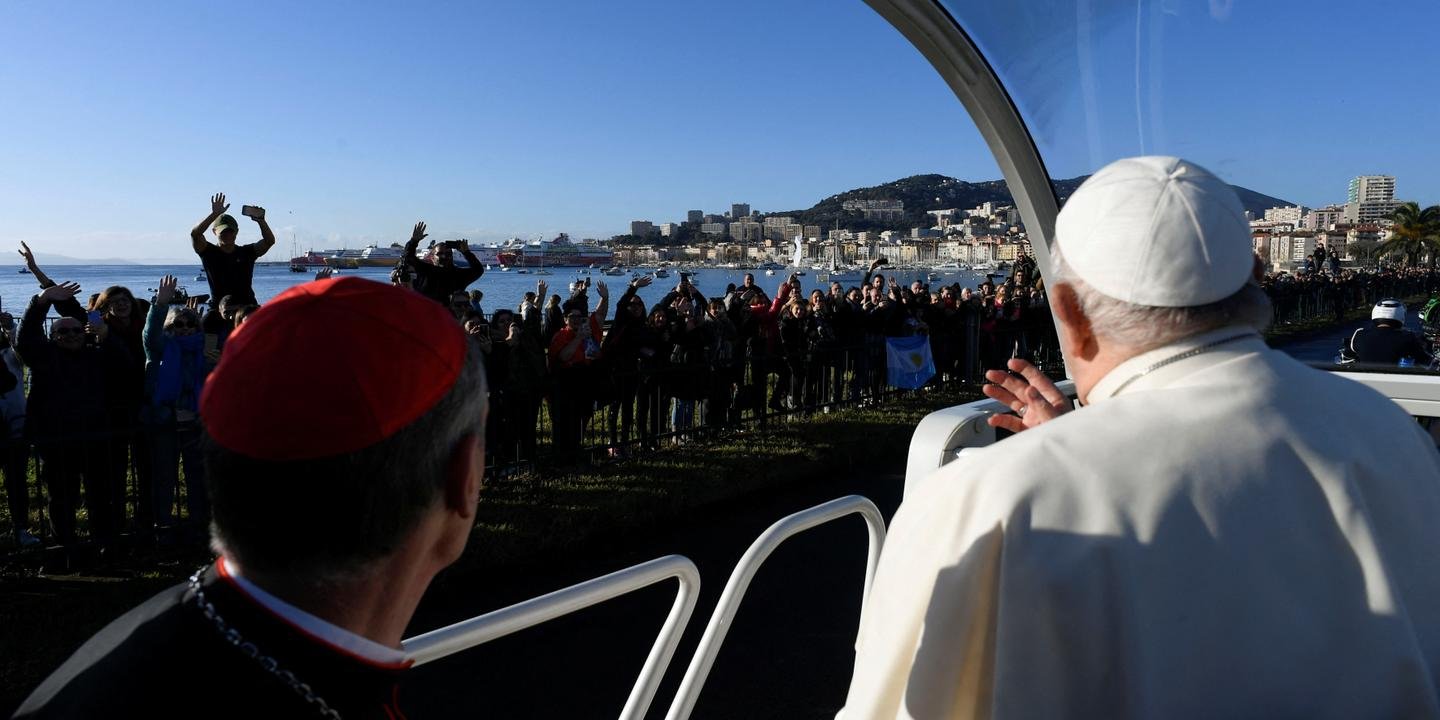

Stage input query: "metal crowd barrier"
[
  {"left": 402, "top": 554, "right": 701, "bottom": 720},
  {"left": 665, "top": 495, "right": 887, "bottom": 720}
]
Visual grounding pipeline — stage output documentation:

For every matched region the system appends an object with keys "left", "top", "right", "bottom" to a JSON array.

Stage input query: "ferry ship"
[
  {"left": 288, "top": 250, "right": 330, "bottom": 271},
  {"left": 323, "top": 244, "right": 407, "bottom": 268},
  {"left": 511, "top": 233, "right": 614, "bottom": 268},
  {"left": 470, "top": 241, "right": 523, "bottom": 268}
]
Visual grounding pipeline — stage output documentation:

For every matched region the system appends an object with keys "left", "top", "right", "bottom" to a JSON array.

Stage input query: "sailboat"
[
  {"left": 532, "top": 237, "right": 553, "bottom": 276},
  {"left": 289, "top": 234, "right": 308, "bottom": 273},
  {"left": 818, "top": 232, "right": 849, "bottom": 283}
]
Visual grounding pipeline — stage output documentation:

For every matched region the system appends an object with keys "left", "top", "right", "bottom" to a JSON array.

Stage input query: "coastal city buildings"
[
  {"left": 1348, "top": 175, "right": 1395, "bottom": 204},
  {"left": 1251, "top": 174, "right": 1403, "bottom": 271},
  {"left": 304, "top": 171, "right": 1402, "bottom": 274},
  {"left": 1344, "top": 174, "right": 1401, "bottom": 224}
]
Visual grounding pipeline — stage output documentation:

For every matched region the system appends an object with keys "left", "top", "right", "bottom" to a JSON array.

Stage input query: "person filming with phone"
[
  {"left": 402, "top": 221, "right": 486, "bottom": 306},
  {"left": 190, "top": 193, "right": 275, "bottom": 306}
]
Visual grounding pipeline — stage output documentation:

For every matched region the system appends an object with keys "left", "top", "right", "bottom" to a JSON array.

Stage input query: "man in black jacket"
[
  {"left": 16, "top": 282, "right": 131, "bottom": 544},
  {"left": 403, "top": 221, "right": 485, "bottom": 306},
  {"left": 1344, "top": 299, "right": 1432, "bottom": 366}
]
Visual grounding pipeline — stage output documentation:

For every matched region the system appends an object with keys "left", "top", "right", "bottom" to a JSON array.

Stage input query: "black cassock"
[{"left": 15, "top": 562, "right": 411, "bottom": 719}]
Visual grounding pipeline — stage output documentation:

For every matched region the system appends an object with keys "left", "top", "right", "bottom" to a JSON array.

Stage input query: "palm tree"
[{"left": 1379, "top": 202, "right": 1440, "bottom": 267}]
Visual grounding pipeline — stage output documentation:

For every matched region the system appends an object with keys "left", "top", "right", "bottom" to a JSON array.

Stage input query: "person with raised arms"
[
  {"left": 190, "top": 192, "right": 275, "bottom": 306},
  {"left": 402, "top": 221, "right": 485, "bottom": 306}
]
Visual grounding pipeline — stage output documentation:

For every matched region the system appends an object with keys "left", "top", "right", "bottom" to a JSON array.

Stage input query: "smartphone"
[{"left": 241, "top": 205, "right": 264, "bottom": 219}]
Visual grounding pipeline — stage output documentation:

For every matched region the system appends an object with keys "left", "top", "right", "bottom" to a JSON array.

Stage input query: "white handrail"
[
  {"left": 402, "top": 554, "right": 701, "bottom": 720},
  {"left": 905, "top": 379, "right": 1077, "bottom": 497},
  {"left": 664, "top": 495, "right": 887, "bottom": 720}
]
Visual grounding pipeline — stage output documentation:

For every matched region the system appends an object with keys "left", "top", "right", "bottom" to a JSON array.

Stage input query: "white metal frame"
[
  {"left": 1332, "top": 370, "right": 1440, "bottom": 417},
  {"left": 402, "top": 554, "right": 701, "bottom": 720},
  {"left": 905, "top": 380, "right": 1078, "bottom": 496},
  {"left": 664, "top": 495, "right": 888, "bottom": 720},
  {"left": 904, "top": 369, "right": 1440, "bottom": 497}
]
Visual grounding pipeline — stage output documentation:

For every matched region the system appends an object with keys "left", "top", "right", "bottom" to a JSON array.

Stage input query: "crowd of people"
[
  {"left": 1261, "top": 261, "right": 1440, "bottom": 325},
  {"left": 445, "top": 236, "right": 1058, "bottom": 470},
  {"left": 5, "top": 194, "right": 1439, "bottom": 551}
]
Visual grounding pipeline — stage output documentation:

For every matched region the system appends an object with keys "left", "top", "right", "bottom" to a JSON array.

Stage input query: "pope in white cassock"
[{"left": 841, "top": 157, "right": 1440, "bottom": 719}]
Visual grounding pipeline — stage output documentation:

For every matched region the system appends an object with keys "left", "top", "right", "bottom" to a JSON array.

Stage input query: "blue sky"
[{"left": 1, "top": 0, "right": 1437, "bottom": 260}]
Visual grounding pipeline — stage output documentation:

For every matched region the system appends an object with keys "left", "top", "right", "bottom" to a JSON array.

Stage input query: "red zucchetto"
[{"left": 200, "top": 277, "right": 466, "bottom": 461}]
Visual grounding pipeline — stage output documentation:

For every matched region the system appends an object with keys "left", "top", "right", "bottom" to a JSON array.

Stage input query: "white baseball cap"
[{"left": 1055, "top": 156, "right": 1253, "bottom": 307}]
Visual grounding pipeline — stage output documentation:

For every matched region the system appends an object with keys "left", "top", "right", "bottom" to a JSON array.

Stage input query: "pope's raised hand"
[{"left": 983, "top": 358, "right": 1072, "bottom": 433}]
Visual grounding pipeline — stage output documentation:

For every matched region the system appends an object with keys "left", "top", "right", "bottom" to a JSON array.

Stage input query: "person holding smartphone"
[
  {"left": 401, "top": 221, "right": 485, "bottom": 306},
  {"left": 190, "top": 193, "right": 275, "bottom": 306}
]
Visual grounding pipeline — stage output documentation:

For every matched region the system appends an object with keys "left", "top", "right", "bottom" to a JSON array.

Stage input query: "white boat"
[
  {"left": 654, "top": 268, "right": 670, "bottom": 279},
  {"left": 602, "top": 266, "right": 627, "bottom": 276},
  {"left": 765, "top": 269, "right": 776, "bottom": 276}
]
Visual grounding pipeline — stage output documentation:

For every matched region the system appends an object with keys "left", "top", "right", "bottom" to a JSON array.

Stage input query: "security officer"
[{"left": 1344, "top": 299, "right": 1431, "bottom": 366}]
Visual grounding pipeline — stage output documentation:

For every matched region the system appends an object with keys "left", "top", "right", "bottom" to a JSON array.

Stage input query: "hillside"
[{"left": 773, "top": 173, "right": 1293, "bottom": 230}]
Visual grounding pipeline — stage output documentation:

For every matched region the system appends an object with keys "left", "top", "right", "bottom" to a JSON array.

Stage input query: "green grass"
[{"left": 459, "top": 385, "right": 981, "bottom": 570}]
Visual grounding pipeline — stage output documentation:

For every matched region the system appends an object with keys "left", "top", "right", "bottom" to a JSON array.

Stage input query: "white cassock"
[{"left": 842, "top": 326, "right": 1440, "bottom": 719}]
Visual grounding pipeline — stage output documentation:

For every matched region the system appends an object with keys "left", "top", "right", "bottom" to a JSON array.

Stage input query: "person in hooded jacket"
[{"left": 142, "top": 275, "right": 210, "bottom": 532}]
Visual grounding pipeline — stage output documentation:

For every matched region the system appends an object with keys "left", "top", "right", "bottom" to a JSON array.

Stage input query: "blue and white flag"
[{"left": 886, "top": 336, "right": 935, "bottom": 389}]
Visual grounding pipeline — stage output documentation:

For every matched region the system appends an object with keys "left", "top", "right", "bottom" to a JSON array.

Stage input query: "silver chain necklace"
[
  {"left": 1108, "top": 331, "right": 1257, "bottom": 397},
  {"left": 187, "top": 567, "right": 343, "bottom": 720}
]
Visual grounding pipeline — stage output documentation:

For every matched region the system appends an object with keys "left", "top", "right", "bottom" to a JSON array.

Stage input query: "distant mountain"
[
  {"left": 20, "top": 253, "right": 194, "bottom": 266},
  {"left": 773, "top": 173, "right": 1293, "bottom": 230}
]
